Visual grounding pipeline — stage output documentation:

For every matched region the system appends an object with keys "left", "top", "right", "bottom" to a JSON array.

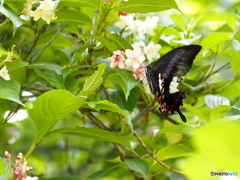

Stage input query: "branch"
[
  {"left": 29, "top": 24, "right": 67, "bottom": 64},
  {"left": 0, "top": 105, "right": 21, "bottom": 127},
  {"left": 80, "top": 108, "right": 128, "bottom": 158},
  {"left": 22, "top": 83, "right": 54, "bottom": 93},
  {"left": 201, "top": 40, "right": 232, "bottom": 82},
  {"left": 119, "top": 115, "right": 186, "bottom": 175},
  {"left": 100, "top": 86, "right": 182, "bottom": 173},
  {"left": 80, "top": 108, "right": 145, "bottom": 180},
  {"left": 201, "top": 62, "right": 230, "bottom": 81},
  {"left": 24, "top": 25, "right": 47, "bottom": 61}
]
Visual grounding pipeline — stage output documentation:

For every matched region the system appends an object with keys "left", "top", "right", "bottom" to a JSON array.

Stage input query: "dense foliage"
[{"left": 0, "top": 0, "right": 240, "bottom": 179}]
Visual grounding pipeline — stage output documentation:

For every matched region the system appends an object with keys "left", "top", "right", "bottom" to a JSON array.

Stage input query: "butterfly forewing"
[
  {"left": 146, "top": 45, "right": 202, "bottom": 122},
  {"left": 150, "top": 45, "right": 202, "bottom": 78}
]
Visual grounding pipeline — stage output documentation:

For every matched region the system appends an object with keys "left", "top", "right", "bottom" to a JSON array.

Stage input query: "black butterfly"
[{"left": 146, "top": 45, "right": 202, "bottom": 122}]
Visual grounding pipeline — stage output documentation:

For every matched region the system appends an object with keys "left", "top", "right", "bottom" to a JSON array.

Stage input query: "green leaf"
[
  {"left": 62, "top": 65, "right": 92, "bottom": 80},
  {"left": 8, "top": 66, "right": 26, "bottom": 85},
  {"left": 116, "top": 0, "right": 181, "bottom": 13},
  {"left": 200, "top": 32, "right": 232, "bottom": 51},
  {"left": 58, "top": 0, "right": 99, "bottom": 9},
  {"left": 210, "top": 105, "right": 232, "bottom": 122},
  {"left": 54, "top": 10, "right": 92, "bottom": 26},
  {"left": 157, "top": 125, "right": 194, "bottom": 135},
  {"left": 108, "top": 87, "right": 140, "bottom": 112},
  {"left": 230, "top": 50, "right": 240, "bottom": 74},
  {"left": 156, "top": 144, "right": 193, "bottom": 161},
  {"left": 114, "top": 68, "right": 140, "bottom": 100},
  {"left": 6, "top": 61, "right": 28, "bottom": 71},
  {"left": 35, "top": 70, "right": 65, "bottom": 89},
  {"left": 198, "top": 12, "right": 238, "bottom": 30},
  {"left": 90, "top": 36, "right": 118, "bottom": 52},
  {"left": 125, "top": 158, "right": 149, "bottom": 178},
  {"left": 0, "top": 157, "right": 6, "bottom": 175},
  {"left": 81, "top": 63, "right": 106, "bottom": 96},
  {"left": 0, "top": 4, "right": 23, "bottom": 36},
  {"left": 64, "top": 75, "right": 79, "bottom": 94},
  {"left": 107, "top": 33, "right": 132, "bottom": 50},
  {"left": 170, "top": 14, "right": 185, "bottom": 30},
  {"left": 32, "top": 62, "right": 62, "bottom": 75},
  {"left": 0, "top": 79, "right": 24, "bottom": 105},
  {"left": 87, "top": 164, "right": 121, "bottom": 179},
  {"left": 84, "top": 100, "right": 131, "bottom": 122},
  {"left": 28, "top": 90, "right": 86, "bottom": 142},
  {"left": 45, "top": 127, "right": 131, "bottom": 148},
  {"left": 204, "top": 94, "right": 230, "bottom": 109}
]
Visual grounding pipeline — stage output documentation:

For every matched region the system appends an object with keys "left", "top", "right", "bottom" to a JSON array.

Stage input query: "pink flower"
[
  {"left": 125, "top": 47, "right": 145, "bottom": 69},
  {"left": 132, "top": 63, "right": 146, "bottom": 80},
  {"left": 108, "top": 50, "right": 125, "bottom": 69},
  {"left": 102, "top": 0, "right": 112, "bottom": 2}
]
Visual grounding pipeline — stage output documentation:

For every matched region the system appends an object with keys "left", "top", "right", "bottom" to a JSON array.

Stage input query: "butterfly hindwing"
[{"left": 146, "top": 45, "right": 202, "bottom": 122}]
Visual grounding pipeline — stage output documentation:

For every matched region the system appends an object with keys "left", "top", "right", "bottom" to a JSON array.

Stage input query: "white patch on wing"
[
  {"left": 158, "top": 73, "right": 163, "bottom": 91},
  {"left": 170, "top": 76, "right": 181, "bottom": 93}
]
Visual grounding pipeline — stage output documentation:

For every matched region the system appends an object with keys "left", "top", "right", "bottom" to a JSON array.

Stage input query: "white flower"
[
  {"left": 32, "top": 0, "right": 57, "bottom": 24},
  {"left": 115, "top": 14, "right": 136, "bottom": 32},
  {"left": 0, "top": 66, "right": 10, "bottom": 80},
  {"left": 134, "top": 16, "right": 159, "bottom": 35},
  {"left": 143, "top": 41, "right": 161, "bottom": 62},
  {"left": 134, "top": 19, "right": 145, "bottom": 35},
  {"left": 132, "top": 41, "right": 146, "bottom": 50},
  {"left": 144, "top": 16, "right": 159, "bottom": 35},
  {"left": 125, "top": 48, "right": 145, "bottom": 69},
  {"left": 23, "top": 0, "right": 57, "bottom": 24}
]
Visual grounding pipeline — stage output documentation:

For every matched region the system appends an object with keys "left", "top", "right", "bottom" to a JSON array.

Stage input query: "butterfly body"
[{"left": 146, "top": 45, "right": 202, "bottom": 122}]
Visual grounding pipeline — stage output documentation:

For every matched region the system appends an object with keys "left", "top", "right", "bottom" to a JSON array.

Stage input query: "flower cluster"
[
  {"left": 22, "top": 0, "right": 57, "bottom": 24},
  {"left": 107, "top": 41, "right": 161, "bottom": 80},
  {"left": 5, "top": 151, "right": 38, "bottom": 180},
  {"left": 115, "top": 13, "right": 159, "bottom": 40},
  {"left": 0, "top": 45, "right": 16, "bottom": 81}
]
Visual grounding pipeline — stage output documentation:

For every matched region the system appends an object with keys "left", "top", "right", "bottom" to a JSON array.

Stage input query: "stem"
[
  {"left": 25, "top": 143, "right": 37, "bottom": 159},
  {"left": 201, "top": 62, "right": 230, "bottom": 81},
  {"left": 29, "top": 24, "right": 67, "bottom": 64},
  {"left": 119, "top": 115, "right": 186, "bottom": 175},
  {"left": 81, "top": 108, "right": 144, "bottom": 179},
  {"left": 24, "top": 25, "right": 47, "bottom": 62},
  {"left": 22, "top": 83, "right": 54, "bottom": 93}
]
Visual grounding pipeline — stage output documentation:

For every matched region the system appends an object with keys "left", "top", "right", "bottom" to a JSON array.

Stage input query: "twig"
[
  {"left": 201, "top": 40, "right": 232, "bottom": 81},
  {"left": 0, "top": 105, "right": 20, "bottom": 127},
  {"left": 101, "top": 85, "right": 113, "bottom": 103},
  {"left": 81, "top": 108, "right": 144, "bottom": 180},
  {"left": 93, "top": 85, "right": 182, "bottom": 173},
  {"left": 29, "top": 24, "right": 67, "bottom": 64},
  {"left": 119, "top": 115, "right": 186, "bottom": 175},
  {"left": 24, "top": 25, "right": 47, "bottom": 61},
  {"left": 80, "top": 108, "right": 127, "bottom": 158},
  {"left": 22, "top": 83, "right": 54, "bottom": 93},
  {"left": 132, "top": 105, "right": 155, "bottom": 122},
  {"left": 201, "top": 62, "right": 230, "bottom": 81}
]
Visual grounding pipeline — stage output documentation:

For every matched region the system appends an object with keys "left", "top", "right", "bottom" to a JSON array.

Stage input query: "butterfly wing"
[
  {"left": 146, "top": 45, "right": 202, "bottom": 122},
  {"left": 150, "top": 45, "right": 202, "bottom": 78}
]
